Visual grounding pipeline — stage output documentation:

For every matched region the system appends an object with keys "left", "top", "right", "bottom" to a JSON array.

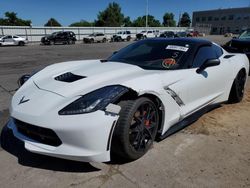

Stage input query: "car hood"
[
  {"left": 30, "top": 60, "right": 162, "bottom": 98},
  {"left": 231, "top": 38, "right": 250, "bottom": 44},
  {"left": 229, "top": 38, "right": 250, "bottom": 51}
]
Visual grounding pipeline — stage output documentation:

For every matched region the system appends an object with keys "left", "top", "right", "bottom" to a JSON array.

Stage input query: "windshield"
[
  {"left": 108, "top": 40, "right": 192, "bottom": 70},
  {"left": 239, "top": 29, "right": 250, "bottom": 39}
]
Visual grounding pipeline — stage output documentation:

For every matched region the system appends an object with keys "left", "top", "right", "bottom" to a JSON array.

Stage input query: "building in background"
[{"left": 192, "top": 7, "right": 250, "bottom": 35}]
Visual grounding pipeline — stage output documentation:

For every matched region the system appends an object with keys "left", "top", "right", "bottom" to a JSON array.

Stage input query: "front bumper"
[
  {"left": 8, "top": 109, "right": 119, "bottom": 162},
  {"left": 83, "top": 38, "right": 92, "bottom": 43}
]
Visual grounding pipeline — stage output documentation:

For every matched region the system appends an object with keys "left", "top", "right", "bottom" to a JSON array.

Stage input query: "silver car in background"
[{"left": 0, "top": 35, "right": 28, "bottom": 46}]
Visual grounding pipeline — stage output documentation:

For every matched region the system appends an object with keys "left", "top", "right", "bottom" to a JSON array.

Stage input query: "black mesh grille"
[
  {"left": 14, "top": 119, "right": 62, "bottom": 147},
  {"left": 55, "top": 72, "right": 86, "bottom": 83}
]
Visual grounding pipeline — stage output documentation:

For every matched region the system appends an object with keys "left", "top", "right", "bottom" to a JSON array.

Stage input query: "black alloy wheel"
[
  {"left": 228, "top": 70, "right": 246, "bottom": 103},
  {"left": 112, "top": 97, "right": 159, "bottom": 161},
  {"left": 129, "top": 101, "right": 159, "bottom": 152}
]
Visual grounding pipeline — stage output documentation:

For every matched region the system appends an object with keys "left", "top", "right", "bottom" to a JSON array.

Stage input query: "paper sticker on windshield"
[
  {"left": 166, "top": 45, "right": 189, "bottom": 52},
  {"left": 162, "top": 58, "right": 176, "bottom": 68}
]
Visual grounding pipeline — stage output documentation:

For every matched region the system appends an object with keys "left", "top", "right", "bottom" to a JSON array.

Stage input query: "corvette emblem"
[{"left": 18, "top": 96, "right": 30, "bottom": 105}]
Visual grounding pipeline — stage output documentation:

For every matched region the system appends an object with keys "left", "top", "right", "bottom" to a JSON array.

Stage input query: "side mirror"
[{"left": 196, "top": 59, "right": 220, "bottom": 74}]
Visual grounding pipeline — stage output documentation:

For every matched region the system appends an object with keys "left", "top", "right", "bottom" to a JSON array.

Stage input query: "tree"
[
  {"left": 69, "top": 20, "right": 93, "bottom": 27},
  {"left": 179, "top": 12, "right": 191, "bottom": 27},
  {"left": 44, "top": 18, "right": 61, "bottom": 27},
  {"left": 133, "top": 15, "right": 161, "bottom": 27},
  {"left": 123, "top": 16, "right": 132, "bottom": 27},
  {"left": 95, "top": 2, "right": 124, "bottom": 26},
  {"left": 163, "top": 13, "right": 176, "bottom": 27},
  {"left": 0, "top": 12, "right": 31, "bottom": 26}
]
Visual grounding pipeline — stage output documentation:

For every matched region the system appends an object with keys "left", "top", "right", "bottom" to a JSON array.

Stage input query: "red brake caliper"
[{"left": 143, "top": 111, "right": 150, "bottom": 127}]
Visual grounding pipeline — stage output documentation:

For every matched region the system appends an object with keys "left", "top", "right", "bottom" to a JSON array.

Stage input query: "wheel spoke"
[
  {"left": 144, "top": 127, "right": 153, "bottom": 140},
  {"left": 138, "top": 134, "right": 146, "bottom": 150},
  {"left": 134, "top": 117, "right": 142, "bottom": 124},
  {"left": 128, "top": 101, "right": 159, "bottom": 152}
]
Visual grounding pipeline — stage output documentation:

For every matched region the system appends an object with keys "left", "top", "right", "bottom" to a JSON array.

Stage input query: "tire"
[
  {"left": 90, "top": 39, "right": 94, "bottom": 43},
  {"left": 0, "top": 125, "right": 8, "bottom": 149},
  {"left": 18, "top": 41, "right": 25, "bottom": 46},
  {"left": 67, "top": 40, "right": 72, "bottom": 45},
  {"left": 228, "top": 70, "right": 246, "bottom": 103},
  {"left": 126, "top": 36, "right": 131, "bottom": 41},
  {"left": 102, "top": 38, "right": 107, "bottom": 43},
  {"left": 111, "top": 97, "right": 159, "bottom": 161}
]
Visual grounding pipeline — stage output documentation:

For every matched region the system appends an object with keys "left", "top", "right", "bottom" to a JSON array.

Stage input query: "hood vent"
[{"left": 55, "top": 72, "right": 86, "bottom": 83}]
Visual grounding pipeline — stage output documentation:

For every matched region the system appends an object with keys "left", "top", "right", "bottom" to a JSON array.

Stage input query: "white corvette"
[{"left": 3, "top": 38, "right": 249, "bottom": 162}]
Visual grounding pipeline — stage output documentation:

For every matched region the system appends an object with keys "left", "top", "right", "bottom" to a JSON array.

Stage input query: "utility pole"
[{"left": 146, "top": 0, "right": 148, "bottom": 29}]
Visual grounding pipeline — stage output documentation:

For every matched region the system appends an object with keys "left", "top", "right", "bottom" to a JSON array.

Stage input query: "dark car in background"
[
  {"left": 187, "top": 31, "right": 199, "bottom": 37},
  {"left": 41, "top": 31, "right": 76, "bottom": 45},
  {"left": 175, "top": 32, "right": 188, "bottom": 38},
  {"left": 159, "top": 31, "right": 175, "bottom": 38},
  {"left": 223, "top": 29, "right": 250, "bottom": 75}
]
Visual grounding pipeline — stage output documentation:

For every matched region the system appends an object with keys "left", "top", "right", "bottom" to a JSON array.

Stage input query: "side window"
[
  {"left": 13, "top": 36, "right": 19, "bottom": 38},
  {"left": 192, "top": 46, "right": 217, "bottom": 68},
  {"left": 148, "top": 31, "right": 153, "bottom": 33},
  {"left": 212, "top": 44, "right": 223, "bottom": 58},
  {"left": 3, "top": 35, "right": 12, "bottom": 39}
]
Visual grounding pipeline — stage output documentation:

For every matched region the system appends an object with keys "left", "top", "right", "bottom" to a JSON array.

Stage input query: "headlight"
[
  {"left": 58, "top": 85, "right": 129, "bottom": 115},
  {"left": 18, "top": 69, "right": 42, "bottom": 87},
  {"left": 18, "top": 74, "right": 31, "bottom": 87}
]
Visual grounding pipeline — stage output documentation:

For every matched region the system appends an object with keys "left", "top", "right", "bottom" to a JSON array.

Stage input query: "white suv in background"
[
  {"left": 83, "top": 33, "right": 108, "bottom": 43},
  {"left": 112, "top": 31, "right": 131, "bottom": 42},
  {"left": 0, "top": 35, "right": 28, "bottom": 46},
  {"left": 136, "top": 30, "right": 160, "bottom": 40}
]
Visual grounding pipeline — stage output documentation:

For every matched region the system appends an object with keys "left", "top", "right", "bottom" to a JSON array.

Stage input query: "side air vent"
[
  {"left": 55, "top": 72, "right": 86, "bottom": 83},
  {"left": 224, "top": 55, "right": 235, "bottom": 59}
]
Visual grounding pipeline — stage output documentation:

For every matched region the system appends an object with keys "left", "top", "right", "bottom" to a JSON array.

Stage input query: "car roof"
[{"left": 145, "top": 38, "right": 212, "bottom": 47}]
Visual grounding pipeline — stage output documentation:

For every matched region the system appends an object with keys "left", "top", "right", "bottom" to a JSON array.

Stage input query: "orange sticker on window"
[{"left": 162, "top": 58, "right": 176, "bottom": 68}]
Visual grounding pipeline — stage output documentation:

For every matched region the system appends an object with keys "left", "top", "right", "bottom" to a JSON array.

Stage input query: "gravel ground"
[{"left": 0, "top": 36, "right": 250, "bottom": 188}]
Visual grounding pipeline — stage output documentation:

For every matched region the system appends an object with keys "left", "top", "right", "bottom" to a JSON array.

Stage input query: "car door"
[
  {"left": 3, "top": 35, "right": 15, "bottom": 45},
  {"left": 162, "top": 45, "right": 228, "bottom": 118},
  {"left": 180, "top": 45, "right": 229, "bottom": 117},
  {"left": 147, "top": 31, "right": 154, "bottom": 38},
  {"left": 13, "top": 36, "right": 20, "bottom": 45},
  {"left": 55, "top": 32, "right": 63, "bottom": 43},
  {"left": 96, "top": 33, "right": 102, "bottom": 42}
]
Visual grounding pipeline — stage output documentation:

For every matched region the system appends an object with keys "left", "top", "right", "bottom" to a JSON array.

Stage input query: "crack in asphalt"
[
  {"left": 0, "top": 84, "right": 14, "bottom": 96},
  {"left": 70, "top": 165, "right": 140, "bottom": 188}
]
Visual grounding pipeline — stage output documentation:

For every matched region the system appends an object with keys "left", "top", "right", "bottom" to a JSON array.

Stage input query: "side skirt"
[{"left": 157, "top": 103, "right": 223, "bottom": 141}]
